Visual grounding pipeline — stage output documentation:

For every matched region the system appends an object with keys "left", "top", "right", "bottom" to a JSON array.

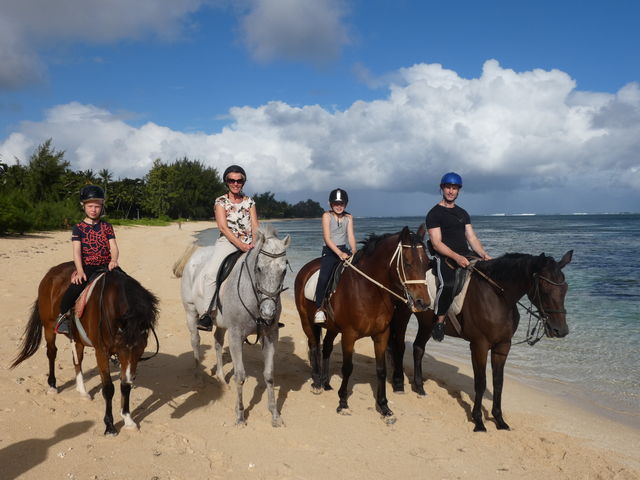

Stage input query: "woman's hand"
[
  {"left": 239, "top": 243, "right": 254, "bottom": 253},
  {"left": 339, "top": 251, "right": 351, "bottom": 261},
  {"left": 108, "top": 259, "right": 119, "bottom": 271}
]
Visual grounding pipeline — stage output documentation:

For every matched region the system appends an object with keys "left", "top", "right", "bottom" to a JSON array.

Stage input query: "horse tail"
[
  {"left": 117, "top": 272, "right": 159, "bottom": 348},
  {"left": 10, "top": 300, "right": 42, "bottom": 369},
  {"left": 172, "top": 243, "right": 199, "bottom": 278}
]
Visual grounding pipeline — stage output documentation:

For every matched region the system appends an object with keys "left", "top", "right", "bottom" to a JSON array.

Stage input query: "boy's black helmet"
[
  {"left": 80, "top": 185, "right": 105, "bottom": 202},
  {"left": 329, "top": 188, "right": 348, "bottom": 204},
  {"left": 223, "top": 164, "right": 247, "bottom": 181}
]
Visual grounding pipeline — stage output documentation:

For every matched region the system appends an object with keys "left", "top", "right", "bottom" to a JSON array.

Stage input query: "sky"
[{"left": 1, "top": 0, "right": 639, "bottom": 216}]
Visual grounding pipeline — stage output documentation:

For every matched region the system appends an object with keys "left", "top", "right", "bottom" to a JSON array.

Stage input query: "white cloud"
[
  {"left": 0, "top": 0, "right": 206, "bottom": 89},
  {"left": 2, "top": 61, "right": 639, "bottom": 197},
  {"left": 238, "top": 0, "right": 351, "bottom": 64}
]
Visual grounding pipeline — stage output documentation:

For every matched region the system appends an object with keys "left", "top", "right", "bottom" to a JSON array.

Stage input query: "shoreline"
[{"left": 1, "top": 222, "right": 638, "bottom": 479}]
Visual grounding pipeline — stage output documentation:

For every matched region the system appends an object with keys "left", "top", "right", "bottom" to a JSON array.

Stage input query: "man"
[{"left": 425, "top": 172, "right": 491, "bottom": 341}]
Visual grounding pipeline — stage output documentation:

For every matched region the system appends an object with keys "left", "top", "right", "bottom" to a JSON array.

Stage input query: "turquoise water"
[{"left": 201, "top": 214, "right": 640, "bottom": 420}]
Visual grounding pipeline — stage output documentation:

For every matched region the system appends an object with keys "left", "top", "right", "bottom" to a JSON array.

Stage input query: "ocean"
[{"left": 200, "top": 214, "right": 640, "bottom": 423}]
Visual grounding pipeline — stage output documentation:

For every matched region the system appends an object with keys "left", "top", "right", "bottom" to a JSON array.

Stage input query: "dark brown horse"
[
  {"left": 10, "top": 262, "right": 159, "bottom": 435},
  {"left": 294, "top": 226, "right": 431, "bottom": 423},
  {"left": 388, "top": 250, "right": 572, "bottom": 431}
]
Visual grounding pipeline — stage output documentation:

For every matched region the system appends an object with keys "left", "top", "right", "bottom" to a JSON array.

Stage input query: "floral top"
[{"left": 215, "top": 194, "right": 255, "bottom": 244}]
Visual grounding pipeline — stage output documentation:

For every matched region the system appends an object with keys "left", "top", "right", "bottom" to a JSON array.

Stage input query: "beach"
[{"left": 1, "top": 221, "right": 638, "bottom": 480}]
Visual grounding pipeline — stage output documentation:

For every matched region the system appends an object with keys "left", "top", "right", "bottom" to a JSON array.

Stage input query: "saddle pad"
[
  {"left": 74, "top": 272, "right": 106, "bottom": 318},
  {"left": 425, "top": 269, "right": 472, "bottom": 316},
  {"left": 304, "top": 270, "right": 320, "bottom": 302}
]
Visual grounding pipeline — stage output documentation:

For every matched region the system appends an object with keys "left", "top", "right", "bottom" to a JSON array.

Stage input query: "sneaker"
[
  {"left": 432, "top": 321, "right": 445, "bottom": 342},
  {"left": 313, "top": 310, "right": 326, "bottom": 324},
  {"left": 55, "top": 313, "right": 70, "bottom": 335},
  {"left": 197, "top": 311, "right": 214, "bottom": 331}
]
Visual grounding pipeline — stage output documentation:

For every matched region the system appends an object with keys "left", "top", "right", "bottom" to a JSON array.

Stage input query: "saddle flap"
[
  {"left": 74, "top": 272, "right": 106, "bottom": 318},
  {"left": 304, "top": 270, "right": 320, "bottom": 302},
  {"left": 214, "top": 250, "right": 244, "bottom": 312},
  {"left": 303, "top": 262, "right": 345, "bottom": 304}
]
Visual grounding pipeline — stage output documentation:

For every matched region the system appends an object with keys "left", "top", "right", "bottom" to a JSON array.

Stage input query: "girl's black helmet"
[
  {"left": 80, "top": 185, "right": 105, "bottom": 202},
  {"left": 223, "top": 164, "right": 247, "bottom": 181},
  {"left": 329, "top": 188, "right": 348, "bottom": 204}
]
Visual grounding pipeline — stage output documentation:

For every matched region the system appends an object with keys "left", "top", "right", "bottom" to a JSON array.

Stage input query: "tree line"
[{"left": 0, "top": 139, "right": 323, "bottom": 234}]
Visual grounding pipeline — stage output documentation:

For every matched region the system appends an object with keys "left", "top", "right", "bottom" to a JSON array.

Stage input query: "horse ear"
[
  {"left": 400, "top": 226, "right": 410, "bottom": 239},
  {"left": 417, "top": 223, "right": 426, "bottom": 241},
  {"left": 283, "top": 234, "right": 291, "bottom": 249},
  {"left": 558, "top": 250, "right": 573, "bottom": 269}
]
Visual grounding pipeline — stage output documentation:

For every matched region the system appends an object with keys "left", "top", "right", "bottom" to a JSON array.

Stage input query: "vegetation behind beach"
[{"left": 0, "top": 140, "right": 323, "bottom": 234}]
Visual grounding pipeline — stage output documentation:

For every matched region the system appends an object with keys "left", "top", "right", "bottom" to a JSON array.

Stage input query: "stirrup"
[
  {"left": 197, "top": 311, "right": 215, "bottom": 331},
  {"left": 55, "top": 313, "right": 71, "bottom": 335}
]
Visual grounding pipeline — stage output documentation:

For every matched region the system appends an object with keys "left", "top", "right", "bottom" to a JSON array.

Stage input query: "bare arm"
[
  {"left": 108, "top": 238, "right": 120, "bottom": 270},
  {"left": 72, "top": 241, "right": 85, "bottom": 284},
  {"left": 347, "top": 214, "right": 357, "bottom": 255},
  {"left": 215, "top": 203, "right": 253, "bottom": 252},
  {"left": 249, "top": 204, "right": 259, "bottom": 241},
  {"left": 465, "top": 224, "right": 491, "bottom": 260},
  {"left": 428, "top": 227, "right": 470, "bottom": 268}
]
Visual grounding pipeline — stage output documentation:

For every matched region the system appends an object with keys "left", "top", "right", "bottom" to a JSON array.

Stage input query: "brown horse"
[
  {"left": 388, "top": 250, "right": 573, "bottom": 432},
  {"left": 10, "top": 262, "right": 159, "bottom": 435},
  {"left": 294, "top": 226, "right": 431, "bottom": 423}
]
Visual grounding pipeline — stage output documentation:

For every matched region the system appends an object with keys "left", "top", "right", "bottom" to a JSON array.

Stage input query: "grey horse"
[{"left": 173, "top": 224, "right": 290, "bottom": 426}]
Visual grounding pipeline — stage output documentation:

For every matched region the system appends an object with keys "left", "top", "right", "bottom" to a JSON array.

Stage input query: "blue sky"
[{"left": 1, "top": 0, "right": 639, "bottom": 215}]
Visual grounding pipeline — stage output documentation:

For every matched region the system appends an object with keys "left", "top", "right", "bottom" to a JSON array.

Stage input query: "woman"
[{"left": 197, "top": 165, "right": 259, "bottom": 331}]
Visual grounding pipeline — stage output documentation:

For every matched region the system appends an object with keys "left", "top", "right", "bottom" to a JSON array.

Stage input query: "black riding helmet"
[
  {"left": 223, "top": 164, "right": 247, "bottom": 182},
  {"left": 329, "top": 188, "right": 348, "bottom": 205},
  {"left": 80, "top": 185, "right": 105, "bottom": 202}
]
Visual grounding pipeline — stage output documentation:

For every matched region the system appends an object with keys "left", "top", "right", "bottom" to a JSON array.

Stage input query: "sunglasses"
[{"left": 226, "top": 178, "right": 245, "bottom": 185}]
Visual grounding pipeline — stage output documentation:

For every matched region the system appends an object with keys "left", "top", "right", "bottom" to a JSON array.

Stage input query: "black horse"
[{"left": 388, "top": 251, "right": 572, "bottom": 431}]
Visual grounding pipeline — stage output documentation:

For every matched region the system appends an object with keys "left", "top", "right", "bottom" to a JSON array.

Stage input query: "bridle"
[
  {"left": 470, "top": 264, "right": 567, "bottom": 346},
  {"left": 343, "top": 240, "right": 428, "bottom": 310},
  {"left": 237, "top": 246, "right": 288, "bottom": 342}
]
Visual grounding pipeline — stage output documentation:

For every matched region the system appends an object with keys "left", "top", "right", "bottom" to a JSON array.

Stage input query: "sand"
[{"left": 1, "top": 222, "right": 638, "bottom": 480}]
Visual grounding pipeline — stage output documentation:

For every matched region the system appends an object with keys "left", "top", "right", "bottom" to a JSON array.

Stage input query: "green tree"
[
  {"left": 288, "top": 199, "right": 324, "bottom": 218},
  {"left": 26, "top": 139, "right": 69, "bottom": 201},
  {"left": 254, "top": 191, "right": 289, "bottom": 218}
]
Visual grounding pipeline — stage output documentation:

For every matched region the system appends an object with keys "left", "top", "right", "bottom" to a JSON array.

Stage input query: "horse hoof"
[
  {"left": 235, "top": 419, "right": 247, "bottom": 427},
  {"left": 336, "top": 407, "right": 351, "bottom": 416},
  {"left": 497, "top": 422, "right": 511, "bottom": 431},
  {"left": 412, "top": 385, "right": 427, "bottom": 397},
  {"left": 392, "top": 387, "right": 405, "bottom": 394},
  {"left": 473, "top": 424, "right": 487, "bottom": 432},
  {"left": 47, "top": 387, "right": 58, "bottom": 395},
  {"left": 104, "top": 428, "right": 118, "bottom": 437},
  {"left": 323, "top": 384, "right": 333, "bottom": 391},
  {"left": 123, "top": 423, "right": 139, "bottom": 431},
  {"left": 383, "top": 415, "right": 397, "bottom": 425},
  {"left": 272, "top": 417, "right": 284, "bottom": 428},
  {"left": 78, "top": 392, "right": 92, "bottom": 400},
  {"left": 311, "top": 386, "right": 323, "bottom": 395}
]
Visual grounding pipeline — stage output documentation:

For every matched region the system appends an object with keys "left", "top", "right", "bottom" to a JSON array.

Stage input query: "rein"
[
  {"left": 236, "top": 246, "right": 288, "bottom": 345},
  {"left": 468, "top": 264, "right": 567, "bottom": 346},
  {"left": 343, "top": 242, "right": 427, "bottom": 306}
]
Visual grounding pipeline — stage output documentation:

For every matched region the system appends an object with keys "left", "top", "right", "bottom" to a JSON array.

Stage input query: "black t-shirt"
[{"left": 425, "top": 204, "right": 471, "bottom": 256}]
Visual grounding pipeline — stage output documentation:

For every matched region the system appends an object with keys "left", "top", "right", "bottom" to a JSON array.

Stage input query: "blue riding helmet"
[{"left": 440, "top": 172, "right": 463, "bottom": 187}]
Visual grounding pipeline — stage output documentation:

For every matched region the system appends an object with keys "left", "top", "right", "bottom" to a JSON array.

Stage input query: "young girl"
[
  {"left": 313, "top": 188, "right": 357, "bottom": 323},
  {"left": 55, "top": 185, "right": 120, "bottom": 334}
]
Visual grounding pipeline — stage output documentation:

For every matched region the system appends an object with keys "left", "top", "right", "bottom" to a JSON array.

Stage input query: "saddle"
[
  {"left": 303, "top": 261, "right": 345, "bottom": 304},
  {"left": 71, "top": 270, "right": 107, "bottom": 346},
  {"left": 210, "top": 250, "right": 244, "bottom": 313},
  {"left": 425, "top": 259, "right": 477, "bottom": 333}
]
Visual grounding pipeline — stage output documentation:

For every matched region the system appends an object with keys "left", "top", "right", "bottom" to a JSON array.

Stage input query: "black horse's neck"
[{"left": 476, "top": 253, "right": 536, "bottom": 304}]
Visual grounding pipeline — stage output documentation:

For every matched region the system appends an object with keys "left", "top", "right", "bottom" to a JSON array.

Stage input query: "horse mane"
[
  {"left": 352, "top": 232, "right": 395, "bottom": 264},
  {"left": 475, "top": 253, "right": 536, "bottom": 284},
  {"left": 111, "top": 270, "right": 159, "bottom": 347},
  {"left": 259, "top": 223, "right": 279, "bottom": 239}
]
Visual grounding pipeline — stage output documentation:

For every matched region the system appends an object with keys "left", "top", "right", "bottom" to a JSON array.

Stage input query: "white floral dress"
[{"left": 215, "top": 194, "right": 255, "bottom": 244}]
